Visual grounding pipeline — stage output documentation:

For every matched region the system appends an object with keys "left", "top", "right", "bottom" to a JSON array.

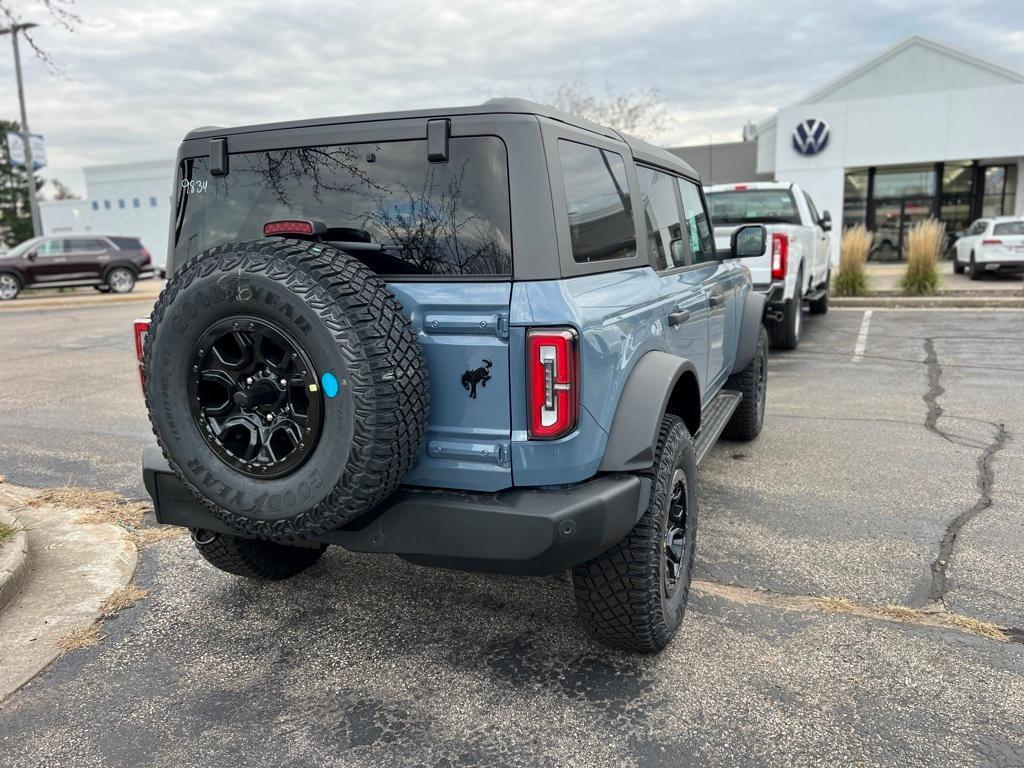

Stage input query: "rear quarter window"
[
  {"left": 557, "top": 140, "right": 636, "bottom": 263},
  {"left": 992, "top": 221, "right": 1024, "bottom": 236},
  {"left": 110, "top": 237, "right": 143, "bottom": 250},
  {"left": 175, "top": 137, "right": 512, "bottom": 278}
]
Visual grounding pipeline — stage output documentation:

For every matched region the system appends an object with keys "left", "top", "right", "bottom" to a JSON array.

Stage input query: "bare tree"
[
  {"left": 0, "top": 0, "right": 81, "bottom": 69},
  {"left": 548, "top": 77, "right": 672, "bottom": 139}
]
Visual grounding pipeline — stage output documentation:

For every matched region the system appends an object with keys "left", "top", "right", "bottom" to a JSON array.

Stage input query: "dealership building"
[{"left": 672, "top": 36, "right": 1024, "bottom": 259}]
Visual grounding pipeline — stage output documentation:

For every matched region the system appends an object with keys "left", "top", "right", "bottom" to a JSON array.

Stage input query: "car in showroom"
[
  {"left": 953, "top": 216, "right": 1024, "bottom": 279},
  {"left": 137, "top": 99, "right": 771, "bottom": 654},
  {"left": 0, "top": 234, "right": 155, "bottom": 300}
]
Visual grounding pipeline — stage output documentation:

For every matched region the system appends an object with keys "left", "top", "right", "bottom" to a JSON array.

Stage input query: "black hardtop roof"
[{"left": 184, "top": 98, "right": 698, "bottom": 180}]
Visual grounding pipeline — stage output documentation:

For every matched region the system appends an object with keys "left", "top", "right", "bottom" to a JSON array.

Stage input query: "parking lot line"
[{"left": 852, "top": 309, "right": 873, "bottom": 362}]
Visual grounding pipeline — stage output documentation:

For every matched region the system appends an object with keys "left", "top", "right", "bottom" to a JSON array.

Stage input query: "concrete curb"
[
  {"left": 0, "top": 508, "right": 30, "bottom": 613},
  {"left": 832, "top": 295, "right": 1024, "bottom": 309},
  {"left": 0, "top": 292, "right": 160, "bottom": 313}
]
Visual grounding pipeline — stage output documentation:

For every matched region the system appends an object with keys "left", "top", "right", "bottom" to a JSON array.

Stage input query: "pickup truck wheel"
[
  {"left": 770, "top": 285, "right": 802, "bottom": 350},
  {"left": 723, "top": 325, "right": 768, "bottom": 441},
  {"left": 144, "top": 238, "right": 429, "bottom": 541},
  {"left": 572, "top": 414, "right": 697, "bottom": 653},
  {"left": 191, "top": 530, "right": 325, "bottom": 580},
  {"left": 106, "top": 267, "right": 136, "bottom": 294},
  {"left": 0, "top": 273, "right": 20, "bottom": 300},
  {"left": 807, "top": 273, "right": 829, "bottom": 315}
]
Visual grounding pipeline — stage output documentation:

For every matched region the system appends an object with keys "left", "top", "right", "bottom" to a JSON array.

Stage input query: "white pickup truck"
[{"left": 706, "top": 182, "right": 833, "bottom": 350}]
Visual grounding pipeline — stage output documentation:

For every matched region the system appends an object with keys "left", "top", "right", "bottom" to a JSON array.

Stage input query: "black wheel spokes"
[
  {"left": 663, "top": 470, "right": 689, "bottom": 598},
  {"left": 189, "top": 317, "right": 323, "bottom": 479}
]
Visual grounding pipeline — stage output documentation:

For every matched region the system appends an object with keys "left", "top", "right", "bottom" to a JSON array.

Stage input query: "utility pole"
[{"left": 1, "top": 23, "right": 41, "bottom": 238}]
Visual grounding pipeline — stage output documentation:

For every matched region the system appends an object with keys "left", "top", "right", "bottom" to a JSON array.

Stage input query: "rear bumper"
[
  {"left": 975, "top": 259, "right": 1024, "bottom": 272},
  {"left": 142, "top": 445, "right": 648, "bottom": 575}
]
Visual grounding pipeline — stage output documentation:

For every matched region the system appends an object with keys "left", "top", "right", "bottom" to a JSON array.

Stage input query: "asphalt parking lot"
[{"left": 0, "top": 302, "right": 1022, "bottom": 766}]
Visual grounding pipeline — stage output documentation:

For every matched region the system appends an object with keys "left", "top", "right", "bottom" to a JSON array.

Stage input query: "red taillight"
[
  {"left": 263, "top": 219, "right": 316, "bottom": 237},
  {"left": 141, "top": 248, "right": 152, "bottom": 264},
  {"left": 734, "top": 184, "right": 748, "bottom": 190},
  {"left": 527, "top": 328, "right": 579, "bottom": 440},
  {"left": 981, "top": 239, "right": 1003, "bottom": 246},
  {"left": 771, "top": 233, "right": 789, "bottom": 280},
  {"left": 133, "top": 319, "right": 149, "bottom": 391}
]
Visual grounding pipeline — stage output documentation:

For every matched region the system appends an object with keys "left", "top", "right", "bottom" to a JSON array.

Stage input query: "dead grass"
[
  {"left": 901, "top": 218, "right": 945, "bottom": 295},
  {"left": 57, "top": 623, "right": 104, "bottom": 655},
  {"left": 30, "top": 486, "right": 150, "bottom": 529},
  {"left": 941, "top": 613, "right": 1008, "bottom": 642},
  {"left": 834, "top": 225, "right": 872, "bottom": 296},
  {"left": 135, "top": 526, "right": 187, "bottom": 547},
  {"left": 879, "top": 604, "right": 920, "bottom": 621},
  {"left": 99, "top": 585, "right": 149, "bottom": 618},
  {"left": 812, "top": 596, "right": 857, "bottom": 614}
]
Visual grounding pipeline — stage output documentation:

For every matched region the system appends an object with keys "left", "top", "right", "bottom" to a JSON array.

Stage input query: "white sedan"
[{"left": 953, "top": 217, "right": 1024, "bottom": 280}]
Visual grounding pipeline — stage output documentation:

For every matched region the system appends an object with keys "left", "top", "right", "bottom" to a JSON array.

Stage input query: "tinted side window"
[
  {"left": 637, "top": 166, "right": 686, "bottom": 270},
  {"left": 111, "top": 237, "right": 143, "bottom": 250},
  {"left": 67, "top": 238, "right": 105, "bottom": 252},
  {"left": 969, "top": 220, "right": 989, "bottom": 235},
  {"left": 38, "top": 239, "right": 67, "bottom": 256},
  {"left": 558, "top": 140, "right": 636, "bottom": 263},
  {"left": 677, "top": 179, "right": 715, "bottom": 263},
  {"left": 804, "top": 192, "right": 820, "bottom": 224}
]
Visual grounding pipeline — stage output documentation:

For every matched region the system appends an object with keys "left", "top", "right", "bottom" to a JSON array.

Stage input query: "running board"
[{"left": 694, "top": 390, "right": 742, "bottom": 465}]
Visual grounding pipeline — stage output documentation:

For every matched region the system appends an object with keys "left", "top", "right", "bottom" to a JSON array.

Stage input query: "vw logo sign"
[{"left": 792, "top": 118, "right": 830, "bottom": 156}]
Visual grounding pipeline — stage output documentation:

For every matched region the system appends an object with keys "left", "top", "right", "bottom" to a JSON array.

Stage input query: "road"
[{"left": 0, "top": 302, "right": 1022, "bottom": 766}]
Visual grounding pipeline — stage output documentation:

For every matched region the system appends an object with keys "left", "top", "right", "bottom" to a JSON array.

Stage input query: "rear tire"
[
  {"left": 968, "top": 253, "right": 982, "bottom": 281},
  {"left": 723, "top": 325, "right": 768, "bottom": 441},
  {"left": 0, "top": 273, "right": 20, "bottom": 301},
  {"left": 572, "top": 414, "right": 698, "bottom": 653},
  {"left": 106, "top": 267, "right": 136, "bottom": 294},
  {"left": 769, "top": 280, "right": 802, "bottom": 350},
  {"left": 192, "top": 530, "right": 325, "bottom": 580},
  {"left": 807, "top": 274, "right": 829, "bottom": 315}
]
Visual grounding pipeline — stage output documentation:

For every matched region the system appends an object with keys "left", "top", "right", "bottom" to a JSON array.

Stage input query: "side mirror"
[
  {"left": 820, "top": 210, "right": 832, "bottom": 232},
  {"left": 729, "top": 224, "right": 767, "bottom": 258},
  {"left": 669, "top": 238, "right": 686, "bottom": 266},
  {"left": 25, "top": 250, "right": 37, "bottom": 261}
]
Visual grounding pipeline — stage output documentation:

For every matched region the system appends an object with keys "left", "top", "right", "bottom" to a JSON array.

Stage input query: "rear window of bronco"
[{"left": 174, "top": 137, "right": 512, "bottom": 277}]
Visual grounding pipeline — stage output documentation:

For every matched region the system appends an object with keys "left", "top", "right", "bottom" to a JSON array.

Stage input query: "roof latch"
[
  {"left": 426, "top": 119, "right": 449, "bottom": 163},
  {"left": 210, "top": 137, "right": 229, "bottom": 176}
]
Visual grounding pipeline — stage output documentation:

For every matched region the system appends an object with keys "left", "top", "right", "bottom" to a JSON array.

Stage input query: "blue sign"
[{"left": 792, "top": 119, "right": 830, "bottom": 156}]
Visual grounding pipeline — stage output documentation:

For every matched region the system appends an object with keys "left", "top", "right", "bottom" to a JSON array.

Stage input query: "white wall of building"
[
  {"left": 762, "top": 82, "right": 1024, "bottom": 254},
  {"left": 40, "top": 160, "right": 175, "bottom": 268}
]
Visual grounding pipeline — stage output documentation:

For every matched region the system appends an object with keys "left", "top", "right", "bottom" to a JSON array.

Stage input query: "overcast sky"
[{"left": 2, "top": 0, "right": 1022, "bottom": 195}]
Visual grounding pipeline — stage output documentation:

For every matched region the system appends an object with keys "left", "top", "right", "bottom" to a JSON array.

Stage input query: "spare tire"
[{"left": 144, "top": 238, "right": 429, "bottom": 541}]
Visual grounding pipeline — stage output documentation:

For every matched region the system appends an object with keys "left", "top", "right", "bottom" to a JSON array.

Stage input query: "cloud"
[{"left": 0, "top": 0, "right": 1020, "bottom": 195}]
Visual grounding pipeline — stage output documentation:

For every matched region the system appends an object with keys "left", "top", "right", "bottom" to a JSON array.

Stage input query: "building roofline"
[{"left": 756, "top": 35, "right": 1024, "bottom": 132}]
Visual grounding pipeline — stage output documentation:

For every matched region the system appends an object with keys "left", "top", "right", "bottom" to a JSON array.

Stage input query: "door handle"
[
  {"left": 667, "top": 310, "right": 691, "bottom": 327},
  {"left": 708, "top": 294, "right": 725, "bottom": 308}
]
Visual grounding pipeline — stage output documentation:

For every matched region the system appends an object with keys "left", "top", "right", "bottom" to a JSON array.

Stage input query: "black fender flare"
[
  {"left": 599, "top": 351, "right": 699, "bottom": 473},
  {"left": 731, "top": 290, "right": 767, "bottom": 375}
]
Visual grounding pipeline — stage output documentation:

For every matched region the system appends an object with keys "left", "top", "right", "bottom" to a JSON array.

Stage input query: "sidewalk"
[
  {"left": 864, "top": 260, "right": 1023, "bottom": 295},
  {"left": 0, "top": 278, "right": 164, "bottom": 312}
]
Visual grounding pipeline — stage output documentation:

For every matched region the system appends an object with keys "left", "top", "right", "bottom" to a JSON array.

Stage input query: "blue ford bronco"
[{"left": 139, "top": 99, "right": 769, "bottom": 653}]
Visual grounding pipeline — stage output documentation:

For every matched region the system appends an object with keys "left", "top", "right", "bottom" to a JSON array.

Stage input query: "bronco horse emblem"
[{"left": 461, "top": 359, "right": 493, "bottom": 399}]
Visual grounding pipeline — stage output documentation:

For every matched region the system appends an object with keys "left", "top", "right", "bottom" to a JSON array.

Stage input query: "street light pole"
[{"left": 1, "top": 23, "right": 42, "bottom": 238}]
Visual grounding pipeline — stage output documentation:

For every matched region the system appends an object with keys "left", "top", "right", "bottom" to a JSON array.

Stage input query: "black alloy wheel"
[
  {"left": 662, "top": 468, "right": 691, "bottom": 599},
  {"left": 188, "top": 315, "right": 324, "bottom": 479}
]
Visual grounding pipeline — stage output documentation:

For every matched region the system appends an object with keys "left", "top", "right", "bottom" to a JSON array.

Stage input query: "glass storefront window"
[
  {"left": 843, "top": 170, "right": 868, "bottom": 228},
  {"left": 941, "top": 162, "right": 973, "bottom": 194},
  {"left": 981, "top": 164, "right": 1018, "bottom": 218},
  {"left": 873, "top": 166, "right": 936, "bottom": 198}
]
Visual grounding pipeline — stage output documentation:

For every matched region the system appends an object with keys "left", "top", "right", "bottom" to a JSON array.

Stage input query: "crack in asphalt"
[{"left": 912, "top": 337, "right": 1008, "bottom": 609}]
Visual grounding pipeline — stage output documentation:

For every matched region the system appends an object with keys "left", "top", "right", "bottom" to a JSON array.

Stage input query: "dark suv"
[{"left": 0, "top": 234, "right": 154, "bottom": 300}]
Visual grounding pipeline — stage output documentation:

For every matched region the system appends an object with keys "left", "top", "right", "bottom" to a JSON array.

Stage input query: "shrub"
[
  {"left": 901, "top": 218, "right": 945, "bottom": 295},
  {"left": 833, "top": 225, "right": 872, "bottom": 296}
]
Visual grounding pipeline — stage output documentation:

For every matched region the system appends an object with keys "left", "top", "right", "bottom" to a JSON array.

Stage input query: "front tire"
[
  {"left": 192, "top": 530, "right": 325, "bottom": 580},
  {"left": 952, "top": 255, "right": 964, "bottom": 274},
  {"left": 723, "top": 325, "right": 768, "bottom": 441},
  {"left": 106, "top": 267, "right": 136, "bottom": 294},
  {"left": 572, "top": 414, "right": 698, "bottom": 653},
  {"left": 0, "top": 273, "right": 20, "bottom": 301}
]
